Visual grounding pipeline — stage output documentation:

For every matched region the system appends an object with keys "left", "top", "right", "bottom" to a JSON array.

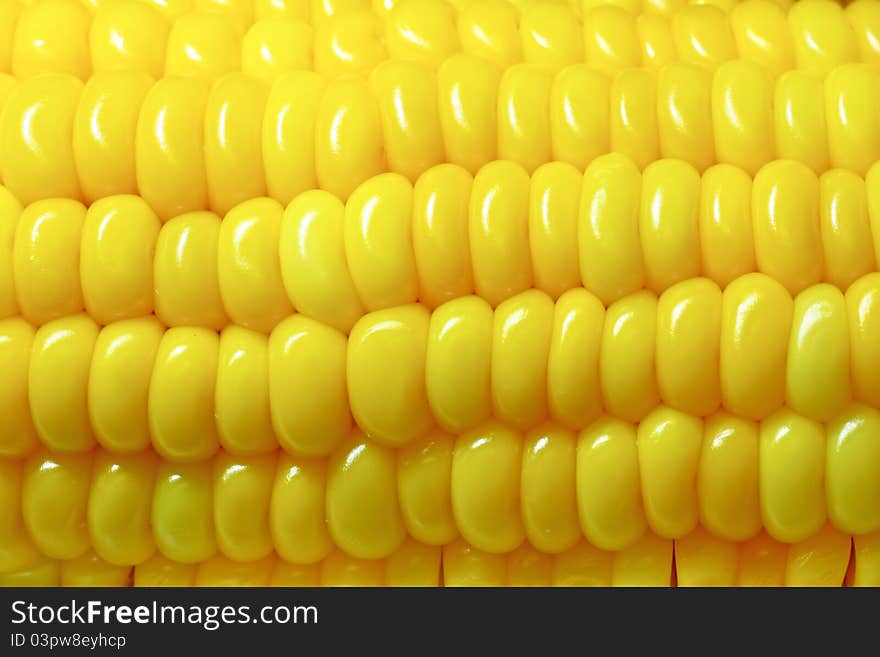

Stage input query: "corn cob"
[
  {"left": 0, "top": 0, "right": 865, "bottom": 85},
  {"left": 0, "top": 0, "right": 875, "bottom": 590}
]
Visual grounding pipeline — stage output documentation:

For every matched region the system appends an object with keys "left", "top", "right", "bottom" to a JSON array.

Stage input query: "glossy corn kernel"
[
  {"left": 73, "top": 72, "right": 154, "bottom": 204},
  {"left": 87, "top": 450, "right": 157, "bottom": 566},
  {"left": 11, "top": 0, "right": 92, "bottom": 81},
  {"left": 149, "top": 327, "right": 221, "bottom": 461},
  {"left": 271, "top": 453, "right": 332, "bottom": 564},
  {"left": 152, "top": 460, "right": 216, "bottom": 564},
  {"left": 1, "top": 74, "right": 83, "bottom": 205},
  {"left": 327, "top": 431, "right": 407, "bottom": 558},
  {"left": 576, "top": 417, "right": 645, "bottom": 550},
  {"left": 153, "top": 211, "right": 228, "bottom": 329},
  {"left": 397, "top": 430, "right": 457, "bottom": 547},
  {"left": 164, "top": 12, "right": 242, "bottom": 80},
  {"left": 60, "top": 552, "right": 132, "bottom": 587},
  {"left": 80, "top": 195, "right": 159, "bottom": 324},
  {"left": 29, "top": 314, "right": 99, "bottom": 453},
  {"left": 348, "top": 304, "right": 432, "bottom": 446},
  {"left": 89, "top": 0, "right": 169, "bottom": 78},
  {"left": 21, "top": 450, "right": 93, "bottom": 560},
  {"left": 88, "top": 317, "right": 163, "bottom": 453},
  {"left": 135, "top": 77, "right": 211, "bottom": 221}
]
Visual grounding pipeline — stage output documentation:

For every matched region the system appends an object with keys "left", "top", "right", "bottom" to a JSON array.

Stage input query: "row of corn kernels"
[
  {"left": 0, "top": 262, "right": 880, "bottom": 452},
  {"left": 4, "top": 60, "right": 880, "bottom": 218},
  {"left": 2, "top": 543, "right": 446, "bottom": 587},
  {"left": 6, "top": 525, "right": 875, "bottom": 587},
  {"left": 2, "top": 274, "right": 878, "bottom": 459},
  {"left": 4, "top": 155, "right": 880, "bottom": 330},
  {"left": 6, "top": 0, "right": 759, "bottom": 36},
  {"left": 1, "top": 403, "right": 877, "bottom": 568},
  {"left": 434, "top": 526, "right": 868, "bottom": 586},
  {"left": 0, "top": 0, "right": 866, "bottom": 83}
]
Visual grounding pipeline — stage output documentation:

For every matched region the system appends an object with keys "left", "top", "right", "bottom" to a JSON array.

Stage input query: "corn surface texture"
[{"left": 0, "top": 0, "right": 876, "bottom": 588}]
